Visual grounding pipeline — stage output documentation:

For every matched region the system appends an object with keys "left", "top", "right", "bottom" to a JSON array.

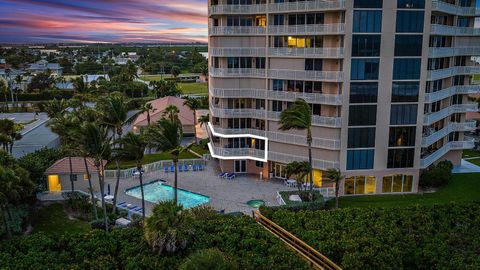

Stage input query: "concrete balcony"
[
  {"left": 431, "top": 1, "right": 480, "bottom": 16},
  {"left": 208, "top": 143, "right": 267, "bottom": 162},
  {"left": 209, "top": 47, "right": 266, "bottom": 57},
  {"left": 420, "top": 138, "right": 475, "bottom": 168},
  {"left": 209, "top": 88, "right": 342, "bottom": 105},
  {"left": 269, "top": 151, "right": 340, "bottom": 170},
  {"left": 421, "top": 121, "right": 477, "bottom": 147},
  {"left": 209, "top": 26, "right": 266, "bottom": 36},
  {"left": 427, "top": 66, "right": 480, "bottom": 80},
  {"left": 423, "top": 103, "right": 478, "bottom": 125},
  {"left": 268, "top": 23, "right": 345, "bottom": 35},
  {"left": 209, "top": 4, "right": 266, "bottom": 15},
  {"left": 267, "top": 111, "right": 342, "bottom": 127},
  {"left": 268, "top": 69, "right": 343, "bottom": 82},
  {"left": 424, "top": 85, "right": 480, "bottom": 103},
  {"left": 430, "top": 24, "right": 480, "bottom": 36},
  {"left": 210, "top": 68, "right": 266, "bottom": 78},
  {"left": 210, "top": 106, "right": 267, "bottom": 118},
  {"left": 268, "top": 0, "right": 345, "bottom": 13},
  {"left": 268, "top": 47, "right": 344, "bottom": 58},
  {"left": 429, "top": 47, "right": 480, "bottom": 58}
]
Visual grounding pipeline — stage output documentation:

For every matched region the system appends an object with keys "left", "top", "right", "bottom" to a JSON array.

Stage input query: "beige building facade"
[{"left": 207, "top": 0, "right": 480, "bottom": 196}]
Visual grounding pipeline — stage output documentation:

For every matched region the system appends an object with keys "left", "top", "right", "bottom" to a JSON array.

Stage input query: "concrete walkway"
[{"left": 452, "top": 159, "right": 480, "bottom": 173}]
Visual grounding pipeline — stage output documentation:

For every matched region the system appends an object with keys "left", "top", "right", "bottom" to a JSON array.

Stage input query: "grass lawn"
[
  {"left": 106, "top": 151, "right": 199, "bottom": 169},
  {"left": 329, "top": 173, "right": 480, "bottom": 208},
  {"left": 31, "top": 203, "right": 90, "bottom": 235},
  {"left": 140, "top": 74, "right": 172, "bottom": 81},
  {"left": 463, "top": 149, "right": 480, "bottom": 158},
  {"left": 189, "top": 144, "right": 209, "bottom": 155},
  {"left": 467, "top": 158, "right": 480, "bottom": 166},
  {"left": 179, "top": 82, "right": 208, "bottom": 95}
]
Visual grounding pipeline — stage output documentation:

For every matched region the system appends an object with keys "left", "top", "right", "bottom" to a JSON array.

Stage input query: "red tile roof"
[
  {"left": 45, "top": 157, "right": 106, "bottom": 175},
  {"left": 133, "top": 96, "right": 194, "bottom": 127}
]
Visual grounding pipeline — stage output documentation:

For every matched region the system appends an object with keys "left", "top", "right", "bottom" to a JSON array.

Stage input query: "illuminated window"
[
  {"left": 287, "top": 36, "right": 306, "bottom": 48},
  {"left": 344, "top": 176, "right": 376, "bottom": 195},
  {"left": 256, "top": 16, "right": 266, "bottom": 27},
  {"left": 382, "top": 174, "right": 414, "bottom": 193}
]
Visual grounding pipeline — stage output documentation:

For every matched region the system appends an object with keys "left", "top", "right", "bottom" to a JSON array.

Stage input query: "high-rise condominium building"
[{"left": 207, "top": 0, "right": 479, "bottom": 196}]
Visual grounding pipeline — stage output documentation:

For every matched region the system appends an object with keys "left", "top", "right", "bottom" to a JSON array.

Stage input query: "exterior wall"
[{"left": 53, "top": 173, "right": 102, "bottom": 193}]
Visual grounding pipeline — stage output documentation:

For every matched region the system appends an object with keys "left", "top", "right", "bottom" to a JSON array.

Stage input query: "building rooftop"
[
  {"left": 45, "top": 157, "right": 106, "bottom": 175},
  {"left": 133, "top": 96, "right": 194, "bottom": 127}
]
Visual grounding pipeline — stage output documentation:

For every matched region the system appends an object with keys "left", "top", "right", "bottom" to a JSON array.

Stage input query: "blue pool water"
[{"left": 125, "top": 181, "right": 210, "bottom": 209}]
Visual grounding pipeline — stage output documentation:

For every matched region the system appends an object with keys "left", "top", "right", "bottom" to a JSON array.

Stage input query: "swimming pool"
[{"left": 125, "top": 181, "right": 210, "bottom": 209}]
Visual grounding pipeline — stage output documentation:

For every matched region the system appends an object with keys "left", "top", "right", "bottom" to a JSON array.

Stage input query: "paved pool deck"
[{"left": 452, "top": 159, "right": 480, "bottom": 173}]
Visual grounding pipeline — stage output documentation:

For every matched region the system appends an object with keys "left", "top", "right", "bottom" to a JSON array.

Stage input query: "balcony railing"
[
  {"left": 268, "top": 69, "right": 343, "bottom": 82},
  {"left": 427, "top": 66, "right": 480, "bottom": 80},
  {"left": 429, "top": 47, "right": 480, "bottom": 58},
  {"left": 209, "top": 4, "right": 266, "bottom": 15},
  {"left": 422, "top": 121, "right": 477, "bottom": 147},
  {"left": 268, "top": 47, "right": 344, "bottom": 58},
  {"left": 424, "top": 85, "right": 480, "bottom": 103},
  {"left": 423, "top": 103, "right": 478, "bottom": 125},
  {"left": 209, "top": 88, "right": 342, "bottom": 105},
  {"left": 430, "top": 24, "right": 480, "bottom": 36},
  {"left": 209, "top": 26, "right": 266, "bottom": 36},
  {"left": 209, "top": 47, "right": 266, "bottom": 57},
  {"left": 421, "top": 139, "right": 475, "bottom": 168},
  {"left": 267, "top": 111, "right": 342, "bottom": 127},
  {"left": 269, "top": 151, "right": 340, "bottom": 170},
  {"left": 431, "top": 1, "right": 480, "bottom": 16},
  {"left": 268, "top": 23, "right": 345, "bottom": 35},
  {"left": 268, "top": 0, "right": 345, "bottom": 13},
  {"left": 210, "top": 68, "right": 266, "bottom": 78},
  {"left": 208, "top": 144, "right": 267, "bottom": 161}
]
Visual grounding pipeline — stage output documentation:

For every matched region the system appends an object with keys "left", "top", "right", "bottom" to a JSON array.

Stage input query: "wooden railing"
[{"left": 253, "top": 210, "right": 342, "bottom": 270}]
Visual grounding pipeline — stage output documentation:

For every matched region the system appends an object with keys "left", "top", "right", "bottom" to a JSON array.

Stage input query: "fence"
[{"left": 105, "top": 158, "right": 206, "bottom": 179}]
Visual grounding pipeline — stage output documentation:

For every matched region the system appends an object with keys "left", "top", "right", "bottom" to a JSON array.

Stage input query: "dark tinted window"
[
  {"left": 395, "top": 35, "right": 423, "bottom": 56},
  {"left": 350, "top": 82, "right": 378, "bottom": 103},
  {"left": 352, "top": 35, "right": 381, "bottom": 57},
  {"left": 390, "top": 104, "right": 418, "bottom": 125},
  {"left": 397, "top": 0, "right": 425, "bottom": 9},
  {"left": 349, "top": 105, "right": 377, "bottom": 126},
  {"left": 392, "top": 82, "right": 419, "bottom": 102},
  {"left": 351, "top": 59, "right": 380, "bottom": 80},
  {"left": 353, "top": 10, "right": 382, "bottom": 33},
  {"left": 348, "top": 128, "right": 376, "bottom": 148},
  {"left": 354, "top": 0, "right": 383, "bottom": 8},
  {"left": 393, "top": 58, "right": 421, "bottom": 80},
  {"left": 305, "top": 59, "right": 322, "bottom": 71},
  {"left": 347, "top": 149, "right": 375, "bottom": 170},
  {"left": 389, "top": 127, "right": 416, "bottom": 147},
  {"left": 396, "top": 11, "right": 424, "bottom": 33},
  {"left": 388, "top": 148, "right": 414, "bottom": 168}
]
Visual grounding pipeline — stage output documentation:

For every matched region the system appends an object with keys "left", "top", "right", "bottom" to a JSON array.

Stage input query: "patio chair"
[
  {"left": 170, "top": 165, "right": 175, "bottom": 173},
  {"left": 192, "top": 164, "right": 198, "bottom": 171},
  {"left": 117, "top": 202, "right": 127, "bottom": 208},
  {"left": 226, "top": 173, "right": 236, "bottom": 180},
  {"left": 199, "top": 164, "right": 204, "bottom": 171},
  {"left": 183, "top": 165, "right": 189, "bottom": 171},
  {"left": 164, "top": 166, "right": 169, "bottom": 173},
  {"left": 218, "top": 172, "right": 227, "bottom": 177},
  {"left": 178, "top": 165, "right": 183, "bottom": 172}
]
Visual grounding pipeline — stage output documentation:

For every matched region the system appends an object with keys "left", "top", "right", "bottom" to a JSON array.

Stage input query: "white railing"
[
  {"left": 268, "top": 0, "right": 345, "bottom": 13},
  {"left": 431, "top": 1, "right": 480, "bottom": 16},
  {"left": 210, "top": 106, "right": 267, "bottom": 118},
  {"left": 421, "top": 139, "right": 475, "bottom": 168},
  {"left": 427, "top": 66, "right": 480, "bottom": 80},
  {"left": 269, "top": 151, "right": 340, "bottom": 170},
  {"left": 209, "top": 26, "right": 266, "bottom": 35},
  {"left": 210, "top": 68, "right": 266, "bottom": 78},
  {"left": 209, "top": 4, "right": 266, "bottom": 15},
  {"left": 104, "top": 158, "right": 205, "bottom": 179},
  {"left": 424, "top": 85, "right": 480, "bottom": 103},
  {"left": 430, "top": 24, "right": 480, "bottom": 36},
  {"left": 268, "top": 23, "right": 345, "bottom": 35},
  {"left": 267, "top": 111, "right": 342, "bottom": 127},
  {"left": 422, "top": 120, "right": 477, "bottom": 147},
  {"left": 209, "top": 47, "right": 266, "bottom": 57},
  {"left": 209, "top": 88, "right": 266, "bottom": 98},
  {"left": 268, "top": 69, "right": 343, "bottom": 82},
  {"left": 429, "top": 47, "right": 480, "bottom": 58},
  {"left": 209, "top": 145, "right": 266, "bottom": 160},
  {"left": 423, "top": 103, "right": 478, "bottom": 125},
  {"left": 268, "top": 47, "right": 344, "bottom": 58}
]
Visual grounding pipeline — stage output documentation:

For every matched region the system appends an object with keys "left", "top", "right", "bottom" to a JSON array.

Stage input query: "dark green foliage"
[
  {"left": 268, "top": 202, "right": 480, "bottom": 270},
  {"left": 0, "top": 90, "right": 74, "bottom": 102},
  {"left": 27, "top": 73, "right": 55, "bottom": 92},
  {"left": 75, "top": 60, "right": 104, "bottom": 75},
  {"left": 259, "top": 191, "right": 325, "bottom": 219},
  {"left": 420, "top": 160, "right": 454, "bottom": 188},
  {"left": 179, "top": 249, "right": 237, "bottom": 270}
]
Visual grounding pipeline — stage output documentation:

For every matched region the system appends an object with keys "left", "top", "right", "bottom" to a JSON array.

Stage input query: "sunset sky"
[{"left": 0, "top": 0, "right": 208, "bottom": 44}]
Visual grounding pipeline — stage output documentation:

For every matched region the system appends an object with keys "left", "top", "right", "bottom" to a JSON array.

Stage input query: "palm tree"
[
  {"left": 284, "top": 161, "right": 311, "bottom": 200},
  {"left": 71, "top": 76, "right": 87, "bottom": 94},
  {"left": 77, "top": 122, "right": 111, "bottom": 231},
  {"left": 139, "top": 102, "right": 157, "bottom": 127},
  {"left": 13, "top": 75, "right": 23, "bottom": 107},
  {"left": 325, "top": 168, "right": 344, "bottom": 209},
  {"left": 198, "top": 114, "right": 209, "bottom": 128},
  {"left": 171, "top": 66, "right": 180, "bottom": 80},
  {"left": 114, "top": 132, "right": 147, "bottom": 221},
  {"left": 97, "top": 92, "right": 137, "bottom": 214},
  {"left": 279, "top": 98, "right": 314, "bottom": 201},
  {"left": 0, "top": 80, "right": 9, "bottom": 112},
  {"left": 183, "top": 97, "right": 201, "bottom": 144},
  {"left": 42, "top": 98, "right": 69, "bottom": 118},
  {"left": 162, "top": 105, "right": 180, "bottom": 124}
]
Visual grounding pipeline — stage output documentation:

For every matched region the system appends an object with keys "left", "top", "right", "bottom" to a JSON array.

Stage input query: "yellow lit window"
[
  {"left": 365, "top": 176, "right": 376, "bottom": 194},
  {"left": 287, "top": 36, "right": 306, "bottom": 48},
  {"left": 256, "top": 16, "right": 266, "bottom": 27}
]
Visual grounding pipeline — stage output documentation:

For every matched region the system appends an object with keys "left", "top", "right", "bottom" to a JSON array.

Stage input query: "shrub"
[
  {"left": 260, "top": 191, "right": 325, "bottom": 218},
  {"left": 179, "top": 249, "right": 237, "bottom": 270},
  {"left": 420, "top": 160, "right": 453, "bottom": 188}
]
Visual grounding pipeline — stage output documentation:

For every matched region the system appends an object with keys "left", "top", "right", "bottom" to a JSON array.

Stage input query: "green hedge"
[
  {"left": 267, "top": 202, "right": 480, "bottom": 269},
  {"left": 260, "top": 191, "right": 325, "bottom": 219}
]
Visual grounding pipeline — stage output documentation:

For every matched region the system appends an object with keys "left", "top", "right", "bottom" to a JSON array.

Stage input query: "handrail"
[{"left": 253, "top": 210, "right": 342, "bottom": 270}]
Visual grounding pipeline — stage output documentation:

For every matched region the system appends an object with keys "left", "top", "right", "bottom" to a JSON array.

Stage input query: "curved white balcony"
[
  {"left": 423, "top": 103, "right": 478, "bottom": 125},
  {"left": 422, "top": 121, "right": 477, "bottom": 147},
  {"left": 427, "top": 66, "right": 480, "bottom": 80},
  {"left": 209, "top": 26, "right": 266, "bottom": 36},
  {"left": 209, "top": 47, "right": 266, "bottom": 57},
  {"left": 421, "top": 138, "right": 475, "bottom": 168},
  {"left": 429, "top": 47, "right": 480, "bottom": 58},
  {"left": 268, "top": 47, "right": 344, "bottom": 58},
  {"left": 430, "top": 24, "right": 480, "bottom": 36},
  {"left": 269, "top": 151, "right": 340, "bottom": 170},
  {"left": 209, "top": 4, "right": 266, "bottom": 15},
  {"left": 208, "top": 143, "right": 267, "bottom": 162},
  {"left": 210, "top": 68, "right": 266, "bottom": 78},
  {"left": 424, "top": 85, "right": 480, "bottom": 103},
  {"left": 268, "top": 69, "right": 343, "bottom": 82},
  {"left": 268, "top": 23, "right": 345, "bottom": 35},
  {"left": 268, "top": 0, "right": 345, "bottom": 13},
  {"left": 209, "top": 88, "right": 342, "bottom": 105},
  {"left": 431, "top": 1, "right": 480, "bottom": 16}
]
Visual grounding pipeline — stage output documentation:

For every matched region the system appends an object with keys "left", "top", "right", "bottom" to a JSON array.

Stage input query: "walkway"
[{"left": 452, "top": 159, "right": 480, "bottom": 173}]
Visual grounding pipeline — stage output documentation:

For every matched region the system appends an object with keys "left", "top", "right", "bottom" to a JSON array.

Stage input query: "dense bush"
[
  {"left": 260, "top": 191, "right": 325, "bottom": 219},
  {"left": 420, "top": 160, "right": 454, "bottom": 188},
  {"left": 268, "top": 202, "right": 480, "bottom": 270},
  {"left": 179, "top": 249, "right": 237, "bottom": 270}
]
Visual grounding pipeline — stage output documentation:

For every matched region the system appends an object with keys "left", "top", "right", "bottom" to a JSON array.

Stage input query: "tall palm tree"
[
  {"left": 77, "top": 122, "right": 111, "bottom": 231},
  {"left": 325, "top": 168, "right": 344, "bottom": 209},
  {"left": 114, "top": 132, "right": 147, "bottom": 221},
  {"left": 0, "top": 80, "right": 9, "bottom": 112},
  {"left": 162, "top": 105, "right": 180, "bottom": 124},
  {"left": 139, "top": 102, "right": 157, "bottom": 127},
  {"left": 13, "top": 75, "right": 23, "bottom": 107},
  {"left": 285, "top": 161, "right": 311, "bottom": 199},
  {"left": 198, "top": 114, "right": 209, "bottom": 128},
  {"left": 42, "top": 98, "right": 69, "bottom": 118},
  {"left": 183, "top": 97, "right": 200, "bottom": 144},
  {"left": 279, "top": 98, "right": 314, "bottom": 200}
]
